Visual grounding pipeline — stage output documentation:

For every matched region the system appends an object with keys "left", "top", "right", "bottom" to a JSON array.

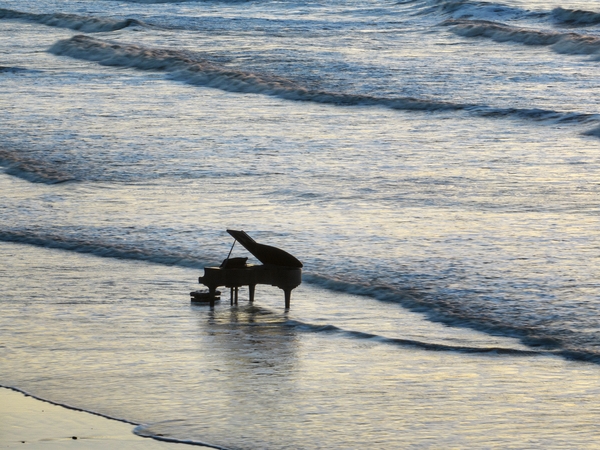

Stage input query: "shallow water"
[{"left": 2, "top": 241, "right": 600, "bottom": 449}]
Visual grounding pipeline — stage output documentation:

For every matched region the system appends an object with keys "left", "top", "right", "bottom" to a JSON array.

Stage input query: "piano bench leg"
[{"left": 249, "top": 285, "right": 256, "bottom": 303}]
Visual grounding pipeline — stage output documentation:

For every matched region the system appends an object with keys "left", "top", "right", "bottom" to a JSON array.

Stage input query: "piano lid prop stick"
[{"left": 224, "top": 239, "right": 237, "bottom": 263}]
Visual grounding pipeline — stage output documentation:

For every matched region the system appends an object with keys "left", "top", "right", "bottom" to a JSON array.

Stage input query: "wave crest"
[
  {"left": 0, "top": 230, "right": 209, "bottom": 268},
  {"left": 444, "top": 19, "right": 600, "bottom": 55},
  {"left": 0, "top": 8, "right": 144, "bottom": 32},
  {"left": 582, "top": 125, "right": 600, "bottom": 137},
  {"left": 552, "top": 7, "right": 600, "bottom": 26},
  {"left": 0, "top": 66, "right": 29, "bottom": 73},
  {"left": 48, "top": 35, "right": 600, "bottom": 129},
  {"left": 0, "top": 149, "right": 75, "bottom": 184},
  {"left": 48, "top": 35, "right": 464, "bottom": 111},
  {"left": 421, "top": 0, "right": 531, "bottom": 21},
  {"left": 111, "top": 0, "right": 247, "bottom": 3}
]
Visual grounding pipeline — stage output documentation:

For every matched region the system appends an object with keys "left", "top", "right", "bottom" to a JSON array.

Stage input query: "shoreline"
[{"left": 0, "top": 387, "right": 210, "bottom": 449}]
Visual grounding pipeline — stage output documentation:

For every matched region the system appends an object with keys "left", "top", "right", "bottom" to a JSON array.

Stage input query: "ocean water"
[{"left": 2, "top": 0, "right": 600, "bottom": 448}]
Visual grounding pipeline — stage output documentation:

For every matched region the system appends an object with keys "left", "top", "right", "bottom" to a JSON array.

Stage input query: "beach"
[{"left": 0, "top": 388, "right": 204, "bottom": 449}]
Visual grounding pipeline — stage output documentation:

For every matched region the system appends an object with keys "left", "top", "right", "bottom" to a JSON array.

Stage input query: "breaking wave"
[
  {"left": 551, "top": 7, "right": 600, "bottom": 26},
  {"left": 48, "top": 35, "right": 600, "bottom": 128},
  {"left": 0, "top": 149, "right": 75, "bottom": 184},
  {"left": 0, "top": 8, "right": 144, "bottom": 32},
  {"left": 0, "top": 66, "right": 29, "bottom": 73},
  {"left": 47, "top": 35, "right": 459, "bottom": 112},
  {"left": 419, "top": 0, "right": 533, "bottom": 21},
  {"left": 0, "top": 230, "right": 209, "bottom": 269},
  {"left": 423, "top": 0, "right": 600, "bottom": 27},
  {"left": 444, "top": 19, "right": 600, "bottom": 56},
  {"left": 108, "top": 0, "right": 246, "bottom": 3},
  {"left": 582, "top": 125, "right": 600, "bottom": 137}
]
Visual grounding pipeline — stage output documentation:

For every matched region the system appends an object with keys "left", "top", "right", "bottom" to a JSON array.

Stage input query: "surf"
[
  {"left": 0, "top": 8, "right": 144, "bottom": 32},
  {"left": 551, "top": 7, "right": 600, "bottom": 26},
  {"left": 47, "top": 35, "right": 600, "bottom": 133},
  {"left": 444, "top": 18, "right": 600, "bottom": 56},
  {"left": 0, "top": 149, "right": 75, "bottom": 184}
]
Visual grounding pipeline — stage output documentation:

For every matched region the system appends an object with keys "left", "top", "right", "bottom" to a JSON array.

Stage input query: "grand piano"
[{"left": 192, "top": 229, "right": 302, "bottom": 308}]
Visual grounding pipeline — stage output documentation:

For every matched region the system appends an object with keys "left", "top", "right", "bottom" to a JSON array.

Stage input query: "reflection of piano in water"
[{"left": 191, "top": 230, "right": 302, "bottom": 308}]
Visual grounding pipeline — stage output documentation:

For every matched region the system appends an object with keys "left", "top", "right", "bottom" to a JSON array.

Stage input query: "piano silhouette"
[{"left": 192, "top": 229, "right": 302, "bottom": 308}]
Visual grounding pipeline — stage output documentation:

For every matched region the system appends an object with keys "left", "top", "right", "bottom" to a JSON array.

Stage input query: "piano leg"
[
  {"left": 235, "top": 287, "right": 239, "bottom": 305},
  {"left": 230, "top": 287, "right": 234, "bottom": 306},
  {"left": 209, "top": 286, "right": 217, "bottom": 308},
  {"left": 283, "top": 289, "right": 291, "bottom": 309},
  {"left": 249, "top": 285, "right": 255, "bottom": 303}
]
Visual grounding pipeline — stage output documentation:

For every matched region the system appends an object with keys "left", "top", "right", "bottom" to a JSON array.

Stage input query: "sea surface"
[{"left": 2, "top": 0, "right": 600, "bottom": 448}]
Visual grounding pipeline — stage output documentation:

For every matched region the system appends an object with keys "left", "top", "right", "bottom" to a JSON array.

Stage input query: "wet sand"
[{"left": 0, "top": 388, "right": 206, "bottom": 449}]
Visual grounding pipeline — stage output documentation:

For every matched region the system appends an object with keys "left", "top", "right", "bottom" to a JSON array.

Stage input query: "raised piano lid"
[{"left": 226, "top": 229, "right": 303, "bottom": 268}]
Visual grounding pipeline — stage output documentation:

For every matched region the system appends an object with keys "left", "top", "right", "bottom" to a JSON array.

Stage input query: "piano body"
[{"left": 194, "top": 230, "right": 302, "bottom": 308}]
